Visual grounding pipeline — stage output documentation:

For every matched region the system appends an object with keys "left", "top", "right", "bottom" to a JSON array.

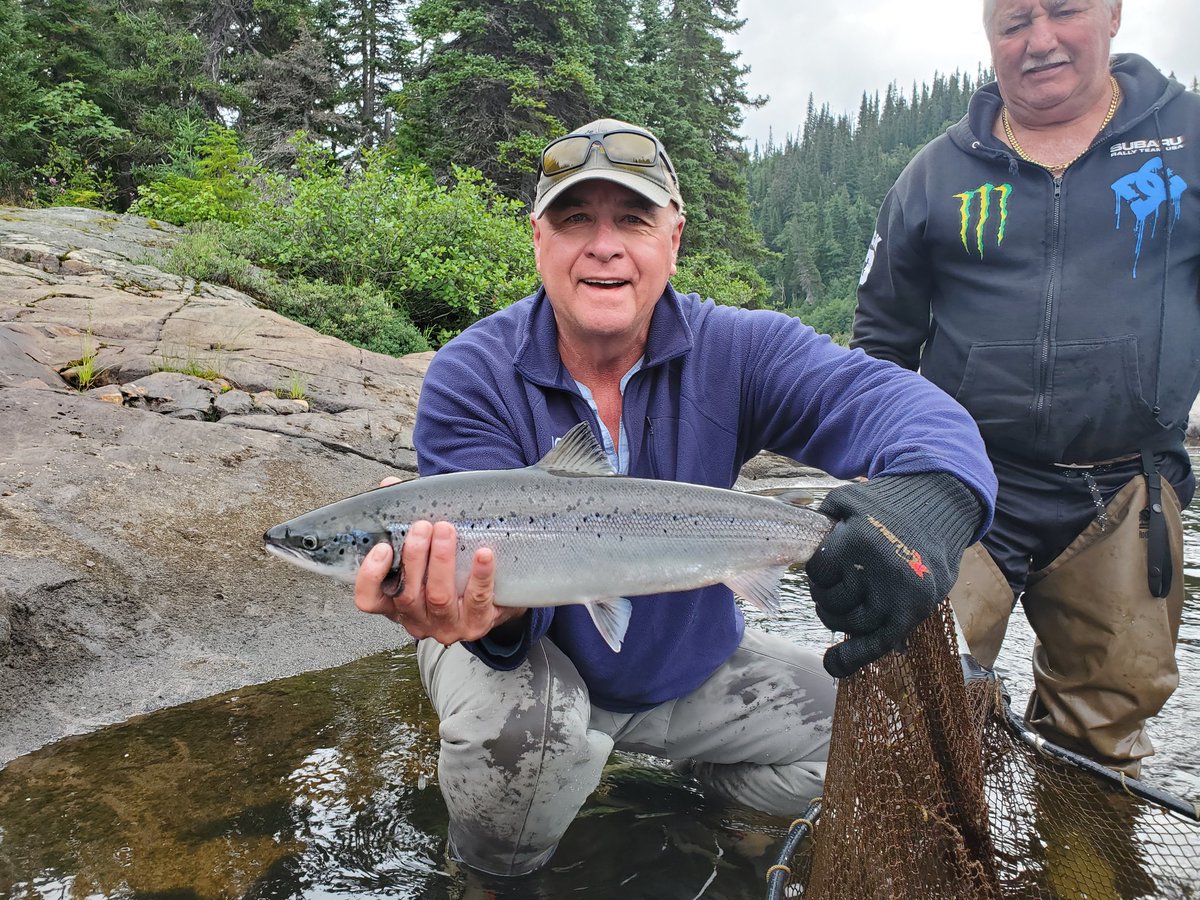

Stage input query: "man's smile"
[{"left": 581, "top": 278, "right": 630, "bottom": 288}]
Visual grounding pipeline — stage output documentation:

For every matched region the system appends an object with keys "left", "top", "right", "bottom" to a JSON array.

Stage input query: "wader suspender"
[{"left": 1140, "top": 447, "right": 1172, "bottom": 598}]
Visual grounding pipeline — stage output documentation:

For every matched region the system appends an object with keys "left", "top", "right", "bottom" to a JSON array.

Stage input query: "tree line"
[
  {"left": 745, "top": 71, "right": 994, "bottom": 340},
  {"left": 1, "top": 0, "right": 775, "bottom": 348},
  {"left": 1, "top": 0, "right": 762, "bottom": 283},
  {"left": 8, "top": 1, "right": 1189, "bottom": 351}
]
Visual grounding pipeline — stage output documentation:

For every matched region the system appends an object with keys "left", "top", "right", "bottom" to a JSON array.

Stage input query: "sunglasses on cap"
[{"left": 539, "top": 129, "right": 680, "bottom": 186}]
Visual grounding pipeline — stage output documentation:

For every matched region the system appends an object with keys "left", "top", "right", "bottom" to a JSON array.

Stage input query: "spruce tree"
[
  {"left": 0, "top": 2, "right": 44, "bottom": 195},
  {"left": 629, "top": 0, "right": 768, "bottom": 302},
  {"left": 392, "top": 0, "right": 602, "bottom": 203}
]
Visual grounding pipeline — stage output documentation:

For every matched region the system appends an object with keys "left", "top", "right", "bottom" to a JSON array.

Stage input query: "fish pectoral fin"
[
  {"left": 750, "top": 487, "right": 817, "bottom": 508},
  {"left": 587, "top": 597, "right": 633, "bottom": 652},
  {"left": 725, "top": 567, "right": 788, "bottom": 616}
]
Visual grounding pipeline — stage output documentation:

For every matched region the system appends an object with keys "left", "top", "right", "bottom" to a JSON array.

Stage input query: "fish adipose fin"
[
  {"left": 536, "top": 422, "right": 617, "bottom": 477},
  {"left": 725, "top": 566, "right": 788, "bottom": 616},
  {"left": 587, "top": 597, "right": 633, "bottom": 652}
]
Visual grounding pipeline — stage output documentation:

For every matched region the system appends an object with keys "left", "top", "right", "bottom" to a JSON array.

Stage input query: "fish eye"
[{"left": 301, "top": 535, "right": 319, "bottom": 550}]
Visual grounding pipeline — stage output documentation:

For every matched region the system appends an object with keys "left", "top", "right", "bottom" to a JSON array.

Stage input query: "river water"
[{"left": 2, "top": 456, "right": 1198, "bottom": 899}]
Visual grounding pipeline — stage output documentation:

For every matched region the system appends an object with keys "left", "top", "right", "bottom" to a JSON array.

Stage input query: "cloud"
[{"left": 730, "top": 0, "right": 1200, "bottom": 147}]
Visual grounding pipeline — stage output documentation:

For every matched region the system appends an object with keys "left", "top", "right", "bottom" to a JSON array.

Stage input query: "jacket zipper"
[
  {"left": 1033, "top": 174, "right": 1064, "bottom": 452},
  {"left": 644, "top": 416, "right": 660, "bottom": 479}
]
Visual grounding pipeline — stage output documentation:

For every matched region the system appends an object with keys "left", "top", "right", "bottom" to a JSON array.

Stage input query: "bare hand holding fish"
[{"left": 354, "top": 520, "right": 525, "bottom": 647}]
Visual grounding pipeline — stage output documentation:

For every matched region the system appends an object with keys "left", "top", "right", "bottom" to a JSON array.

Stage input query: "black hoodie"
[{"left": 854, "top": 54, "right": 1200, "bottom": 466}]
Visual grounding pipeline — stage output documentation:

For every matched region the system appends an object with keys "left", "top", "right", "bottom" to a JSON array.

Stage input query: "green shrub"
[
  {"left": 30, "top": 82, "right": 127, "bottom": 208},
  {"left": 269, "top": 278, "right": 429, "bottom": 357},
  {"left": 673, "top": 249, "right": 772, "bottom": 309},
  {"left": 162, "top": 225, "right": 429, "bottom": 357},
  {"left": 242, "top": 140, "right": 538, "bottom": 343},
  {"left": 164, "top": 223, "right": 270, "bottom": 297},
  {"left": 153, "top": 135, "right": 536, "bottom": 350},
  {"left": 131, "top": 124, "right": 258, "bottom": 225}
]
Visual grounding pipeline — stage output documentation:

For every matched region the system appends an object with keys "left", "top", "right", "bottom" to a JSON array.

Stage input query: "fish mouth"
[{"left": 263, "top": 540, "right": 346, "bottom": 578}]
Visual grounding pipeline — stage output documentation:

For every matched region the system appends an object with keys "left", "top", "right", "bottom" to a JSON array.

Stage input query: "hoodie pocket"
[
  {"left": 953, "top": 336, "right": 1159, "bottom": 460},
  {"left": 951, "top": 340, "right": 1038, "bottom": 454}
]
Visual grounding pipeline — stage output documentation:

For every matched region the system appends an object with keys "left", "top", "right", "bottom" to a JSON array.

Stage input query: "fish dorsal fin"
[
  {"left": 535, "top": 422, "right": 616, "bottom": 477},
  {"left": 725, "top": 566, "right": 788, "bottom": 616},
  {"left": 586, "top": 597, "right": 633, "bottom": 652}
]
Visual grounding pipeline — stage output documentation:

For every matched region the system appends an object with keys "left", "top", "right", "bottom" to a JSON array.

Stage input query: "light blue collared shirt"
[
  {"left": 481, "top": 356, "right": 644, "bottom": 658},
  {"left": 573, "top": 358, "right": 644, "bottom": 474}
]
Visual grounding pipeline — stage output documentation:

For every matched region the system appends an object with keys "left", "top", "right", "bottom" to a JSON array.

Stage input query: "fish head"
[{"left": 262, "top": 521, "right": 389, "bottom": 582}]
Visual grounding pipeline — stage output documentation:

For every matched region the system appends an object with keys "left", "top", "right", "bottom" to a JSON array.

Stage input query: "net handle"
[
  {"left": 997, "top": 697, "right": 1200, "bottom": 822},
  {"left": 764, "top": 800, "right": 822, "bottom": 900}
]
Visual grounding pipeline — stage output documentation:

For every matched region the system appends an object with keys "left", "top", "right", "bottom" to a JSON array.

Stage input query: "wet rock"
[
  {"left": 0, "top": 206, "right": 429, "bottom": 766},
  {"left": 214, "top": 388, "right": 254, "bottom": 418}
]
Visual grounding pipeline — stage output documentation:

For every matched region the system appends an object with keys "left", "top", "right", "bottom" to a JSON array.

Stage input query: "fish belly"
[{"left": 456, "top": 522, "right": 812, "bottom": 608}]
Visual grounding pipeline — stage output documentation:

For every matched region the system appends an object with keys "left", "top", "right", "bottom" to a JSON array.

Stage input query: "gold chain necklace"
[{"left": 1002, "top": 75, "right": 1121, "bottom": 173}]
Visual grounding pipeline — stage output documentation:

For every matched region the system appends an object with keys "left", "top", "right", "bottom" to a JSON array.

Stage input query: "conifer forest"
[{"left": 6, "top": 0, "right": 1137, "bottom": 349}]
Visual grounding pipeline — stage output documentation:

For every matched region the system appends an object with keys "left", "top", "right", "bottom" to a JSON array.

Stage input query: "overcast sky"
[{"left": 728, "top": 0, "right": 1200, "bottom": 148}]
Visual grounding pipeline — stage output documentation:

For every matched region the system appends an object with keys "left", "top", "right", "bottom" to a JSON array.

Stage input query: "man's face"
[
  {"left": 988, "top": 0, "right": 1121, "bottom": 118},
  {"left": 531, "top": 180, "right": 684, "bottom": 353}
]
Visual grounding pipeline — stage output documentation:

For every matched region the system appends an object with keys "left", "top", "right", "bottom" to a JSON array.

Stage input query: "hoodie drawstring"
[{"left": 1150, "top": 107, "right": 1173, "bottom": 424}]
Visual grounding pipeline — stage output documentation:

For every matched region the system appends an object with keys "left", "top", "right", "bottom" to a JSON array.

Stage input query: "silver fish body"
[{"left": 264, "top": 422, "right": 835, "bottom": 650}]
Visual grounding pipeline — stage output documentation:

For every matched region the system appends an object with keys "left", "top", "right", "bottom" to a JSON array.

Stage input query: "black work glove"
[{"left": 805, "top": 472, "right": 983, "bottom": 679}]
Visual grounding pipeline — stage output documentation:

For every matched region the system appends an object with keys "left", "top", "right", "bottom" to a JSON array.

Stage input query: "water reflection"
[
  {"left": 2, "top": 455, "right": 1198, "bottom": 898},
  {"left": 0, "top": 650, "right": 789, "bottom": 899}
]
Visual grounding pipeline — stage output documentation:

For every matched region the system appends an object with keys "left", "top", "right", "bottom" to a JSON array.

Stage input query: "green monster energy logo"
[{"left": 954, "top": 183, "right": 1012, "bottom": 257}]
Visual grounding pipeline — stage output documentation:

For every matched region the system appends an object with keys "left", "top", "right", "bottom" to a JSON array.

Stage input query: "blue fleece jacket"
[{"left": 414, "top": 285, "right": 996, "bottom": 712}]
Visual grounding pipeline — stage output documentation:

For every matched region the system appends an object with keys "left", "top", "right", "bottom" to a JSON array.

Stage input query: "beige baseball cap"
[{"left": 533, "top": 118, "right": 684, "bottom": 217}]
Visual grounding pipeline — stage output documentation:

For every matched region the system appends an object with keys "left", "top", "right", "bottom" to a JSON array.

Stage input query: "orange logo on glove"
[{"left": 867, "top": 516, "right": 929, "bottom": 579}]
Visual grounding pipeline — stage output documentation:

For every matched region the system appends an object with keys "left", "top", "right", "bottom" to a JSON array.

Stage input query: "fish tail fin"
[
  {"left": 587, "top": 597, "right": 633, "bottom": 652},
  {"left": 725, "top": 566, "right": 788, "bottom": 616}
]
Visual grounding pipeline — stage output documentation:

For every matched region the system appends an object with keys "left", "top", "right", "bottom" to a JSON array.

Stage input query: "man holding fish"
[{"left": 349, "top": 119, "right": 998, "bottom": 878}]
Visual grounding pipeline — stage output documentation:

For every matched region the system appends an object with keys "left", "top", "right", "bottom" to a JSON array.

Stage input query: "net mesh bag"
[{"left": 772, "top": 601, "right": 1200, "bottom": 899}]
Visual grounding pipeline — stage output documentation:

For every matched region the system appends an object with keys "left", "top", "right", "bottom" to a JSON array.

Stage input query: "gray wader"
[
  {"left": 950, "top": 476, "right": 1185, "bottom": 775},
  {"left": 418, "top": 627, "right": 834, "bottom": 876}
]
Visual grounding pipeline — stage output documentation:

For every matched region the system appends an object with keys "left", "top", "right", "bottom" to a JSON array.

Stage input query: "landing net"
[{"left": 767, "top": 602, "right": 1200, "bottom": 899}]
